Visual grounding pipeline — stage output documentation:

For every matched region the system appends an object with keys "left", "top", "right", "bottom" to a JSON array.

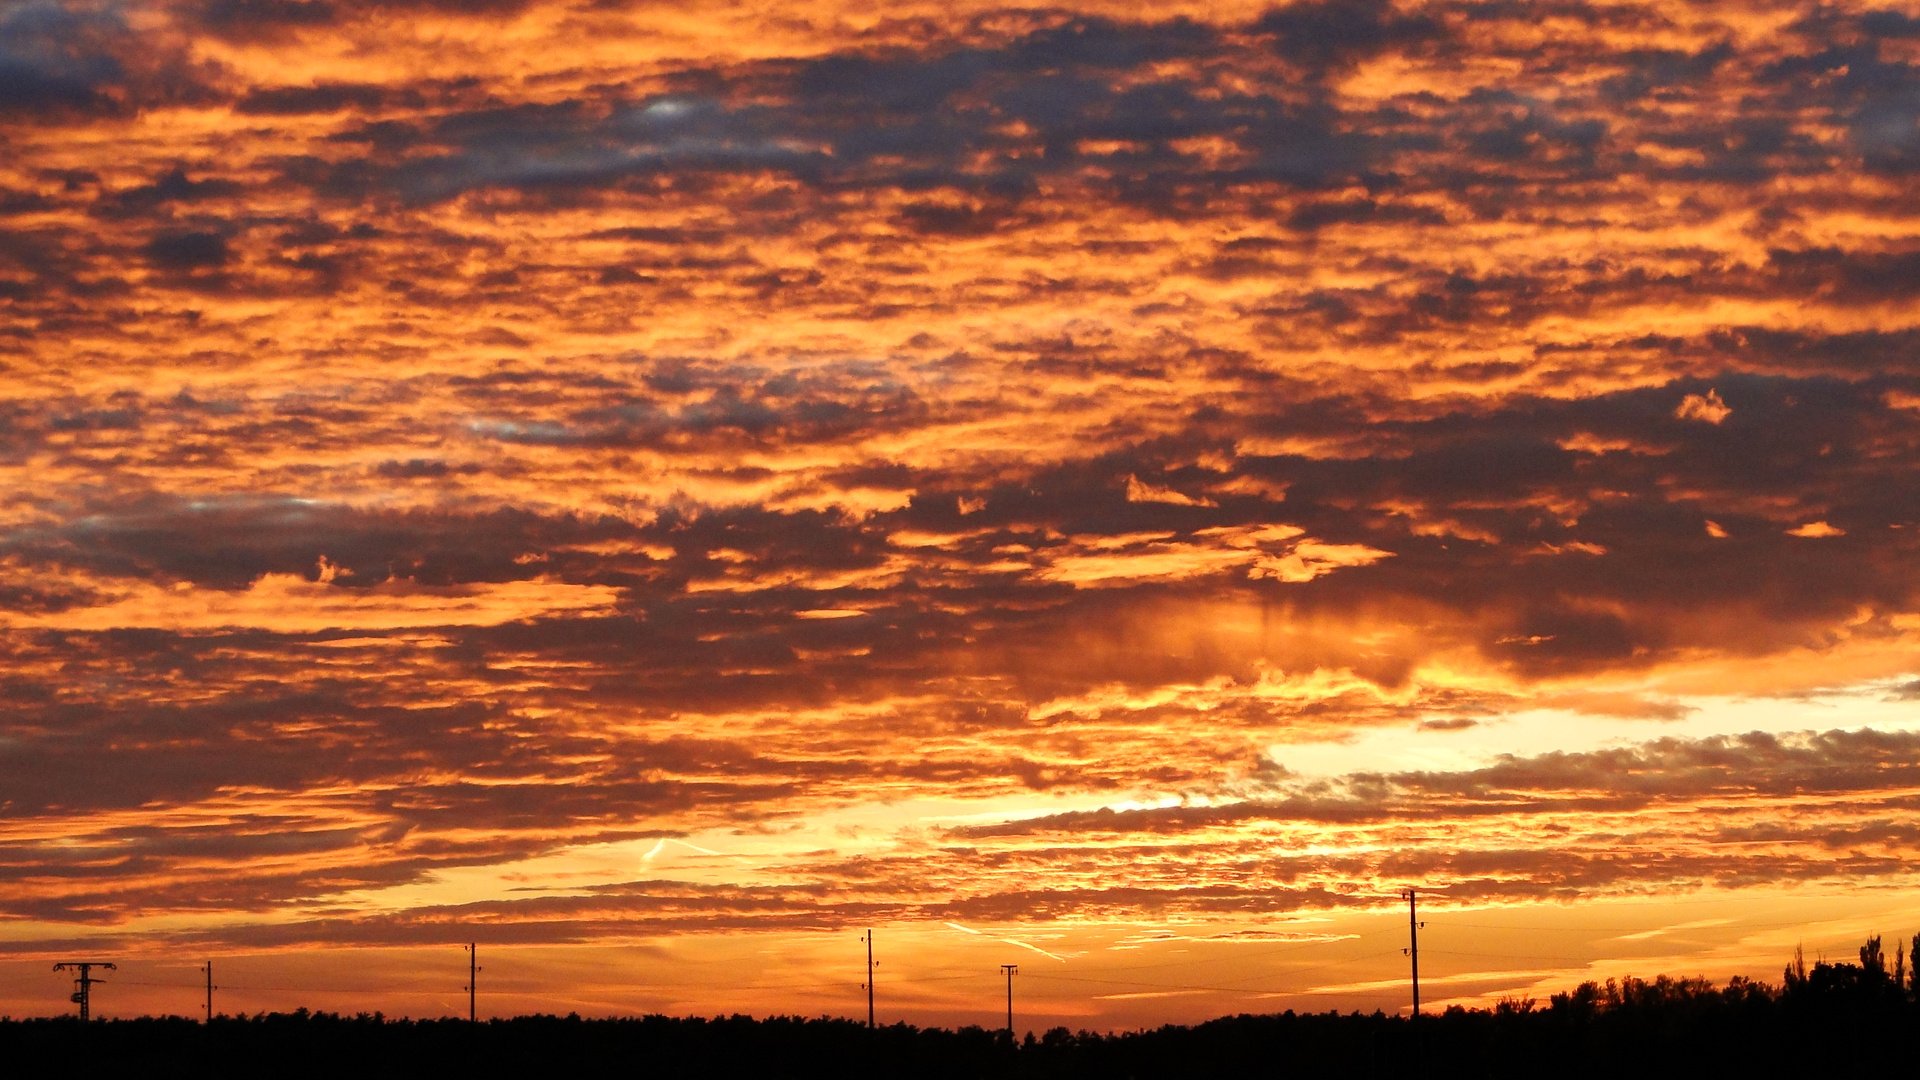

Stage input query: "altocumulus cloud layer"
[{"left": 1, "top": 0, "right": 1920, "bottom": 969}]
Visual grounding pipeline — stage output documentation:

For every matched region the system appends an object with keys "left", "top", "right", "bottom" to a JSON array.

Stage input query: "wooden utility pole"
[
  {"left": 860, "top": 931, "right": 876, "bottom": 1028},
  {"left": 1000, "top": 964, "right": 1018, "bottom": 1036},
  {"left": 1404, "top": 888, "right": 1425, "bottom": 1074},
  {"left": 201, "top": 961, "right": 217, "bottom": 1022},
  {"left": 1404, "top": 888, "right": 1423, "bottom": 1017},
  {"left": 464, "top": 943, "right": 480, "bottom": 1023}
]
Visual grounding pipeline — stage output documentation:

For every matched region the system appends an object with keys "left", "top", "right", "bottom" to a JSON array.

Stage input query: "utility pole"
[
  {"left": 201, "top": 961, "right": 217, "bottom": 1022},
  {"left": 860, "top": 930, "right": 877, "bottom": 1029},
  {"left": 1000, "top": 964, "right": 1018, "bottom": 1037},
  {"left": 463, "top": 943, "right": 480, "bottom": 1023},
  {"left": 53, "top": 961, "right": 115, "bottom": 1021},
  {"left": 1404, "top": 888, "right": 1425, "bottom": 1075},
  {"left": 1403, "top": 888, "right": 1423, "bottom": 1017}
]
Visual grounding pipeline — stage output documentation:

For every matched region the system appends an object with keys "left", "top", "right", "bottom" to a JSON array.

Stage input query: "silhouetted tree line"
[{"left": 7, "top": 935, "right": 1920, "bottom": 1078}]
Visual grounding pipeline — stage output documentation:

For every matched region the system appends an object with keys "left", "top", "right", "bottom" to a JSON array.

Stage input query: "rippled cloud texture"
[{"left": 3, "top": 0, "right": 1920, "bottom": 1024}]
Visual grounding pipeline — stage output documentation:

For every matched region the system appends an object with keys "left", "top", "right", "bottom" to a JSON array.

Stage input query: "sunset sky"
[{"left": 3, "top": 0, "right": 1920, "bottom": 1029}]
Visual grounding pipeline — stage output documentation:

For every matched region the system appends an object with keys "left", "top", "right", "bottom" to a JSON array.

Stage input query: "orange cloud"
[
  {"left": 0, "top": 566, "right": 621, "bottom": 633},
  {"left": 1675, "top": 390, "right": 1731, "bottom": 425}
]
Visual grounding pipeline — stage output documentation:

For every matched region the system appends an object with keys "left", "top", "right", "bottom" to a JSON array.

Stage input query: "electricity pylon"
[{"left": 53, "top": 961, "right": 115, "bottom": 1021}]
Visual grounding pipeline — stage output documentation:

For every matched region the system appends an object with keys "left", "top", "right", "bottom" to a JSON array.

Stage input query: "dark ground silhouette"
[{"left": 5, "top": 936, "right": 1918, "bottom": 1077}]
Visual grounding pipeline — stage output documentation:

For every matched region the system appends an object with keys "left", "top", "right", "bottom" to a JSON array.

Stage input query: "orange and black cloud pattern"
[{"left": 2, "top": 0, "right": 1920, "bottom": 988}]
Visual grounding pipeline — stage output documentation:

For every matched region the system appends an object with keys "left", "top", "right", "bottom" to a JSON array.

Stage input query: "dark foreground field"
[{"left": 7, "top": 944, "right": 1917, "bottom": 1078}]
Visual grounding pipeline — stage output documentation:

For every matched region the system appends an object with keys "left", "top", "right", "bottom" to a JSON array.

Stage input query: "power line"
[
  {"left": 1024, "top": 972, "right": 1281, "bottom": 995},
  {"left": 1442, "top": 917, "right": 1843, "bottom": 934},
  {"left": 1424, "top": 949, "right": 1593, "bottom": 964},
  {"left": 115, "top": 978, "right": 456, "bottom": 995},
  {"left": 115, "top": 972, "right": 631, "bottom": 998},
  {"left": 1263, "top": 948, "right": 1410, "bottom": 983},
  {"left": 67, "top": 906, "right": 1820, "bottom": 1022},
  {"left": 1021, "top": 949, "right": 1405, "bottom": 998},
  {"left": 220, "top": 946, "right": 1411, "bottom": 1002},
  {"left": 895, "top": 972, "right": 997, "bottom": 984},
  {"left": 1033, "top": 929, "right": 1394, "bottom": 977}
]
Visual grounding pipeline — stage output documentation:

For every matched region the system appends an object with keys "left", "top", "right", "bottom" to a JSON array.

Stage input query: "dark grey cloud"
[
  {"left": 3, "top": 492, "right": 646, "bottom": 588},
  {"left": 1760, "top": 22, "right": 1920, "bottom": 173},
  {"left": 143, "top": 229, "right": 230, "bottom": 269},
  {"left": 473, "top": 365, "right": 926, "bottom": 451},
  {"left": 234, "top": 81, "right": 393, "bottom": 115},
  {"left": 251, "top": 5, "right": 1908, "bottom": 215},
  {"left": 1397, "top": 728, "right": 1920, "bottom": 802},
  {"left": 1252, "top": 0, "right": 1444, "bottom": 70},
  {"left": 0, "top": 0, "right": 125, "bottom": 113},
  {"left": 0, "top": 0, "right": 217, "bottom": 119},
  {"left": 183, "top": 0, "right": 536, "bottom": 39},
  {"left": 1595, "top": 42, "right": 1735, "bottom": 103},
  {"left": 952, "top": 728, "right": 1920, "bottom": 838},
  {"left": 3, "top": 2, "right": 1906, "bottom": 328},
  {"left": 280, "top": 18, "right": 1391, "bottom": 206},
  {"left": 5, "top": 365, "right": 1918, "bottom": 680},
  {"left": 187, "top": 0, "right": 339, "bottom": 36},
  {"left": 1767, "top": 246, "right": 1920, "bottom": 303},
  {"left": 96, "top": 166, "right": 243, "bottom": 220},
  {"left": 4, "top": 0, "right": 1920, "bottom": 948}
]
